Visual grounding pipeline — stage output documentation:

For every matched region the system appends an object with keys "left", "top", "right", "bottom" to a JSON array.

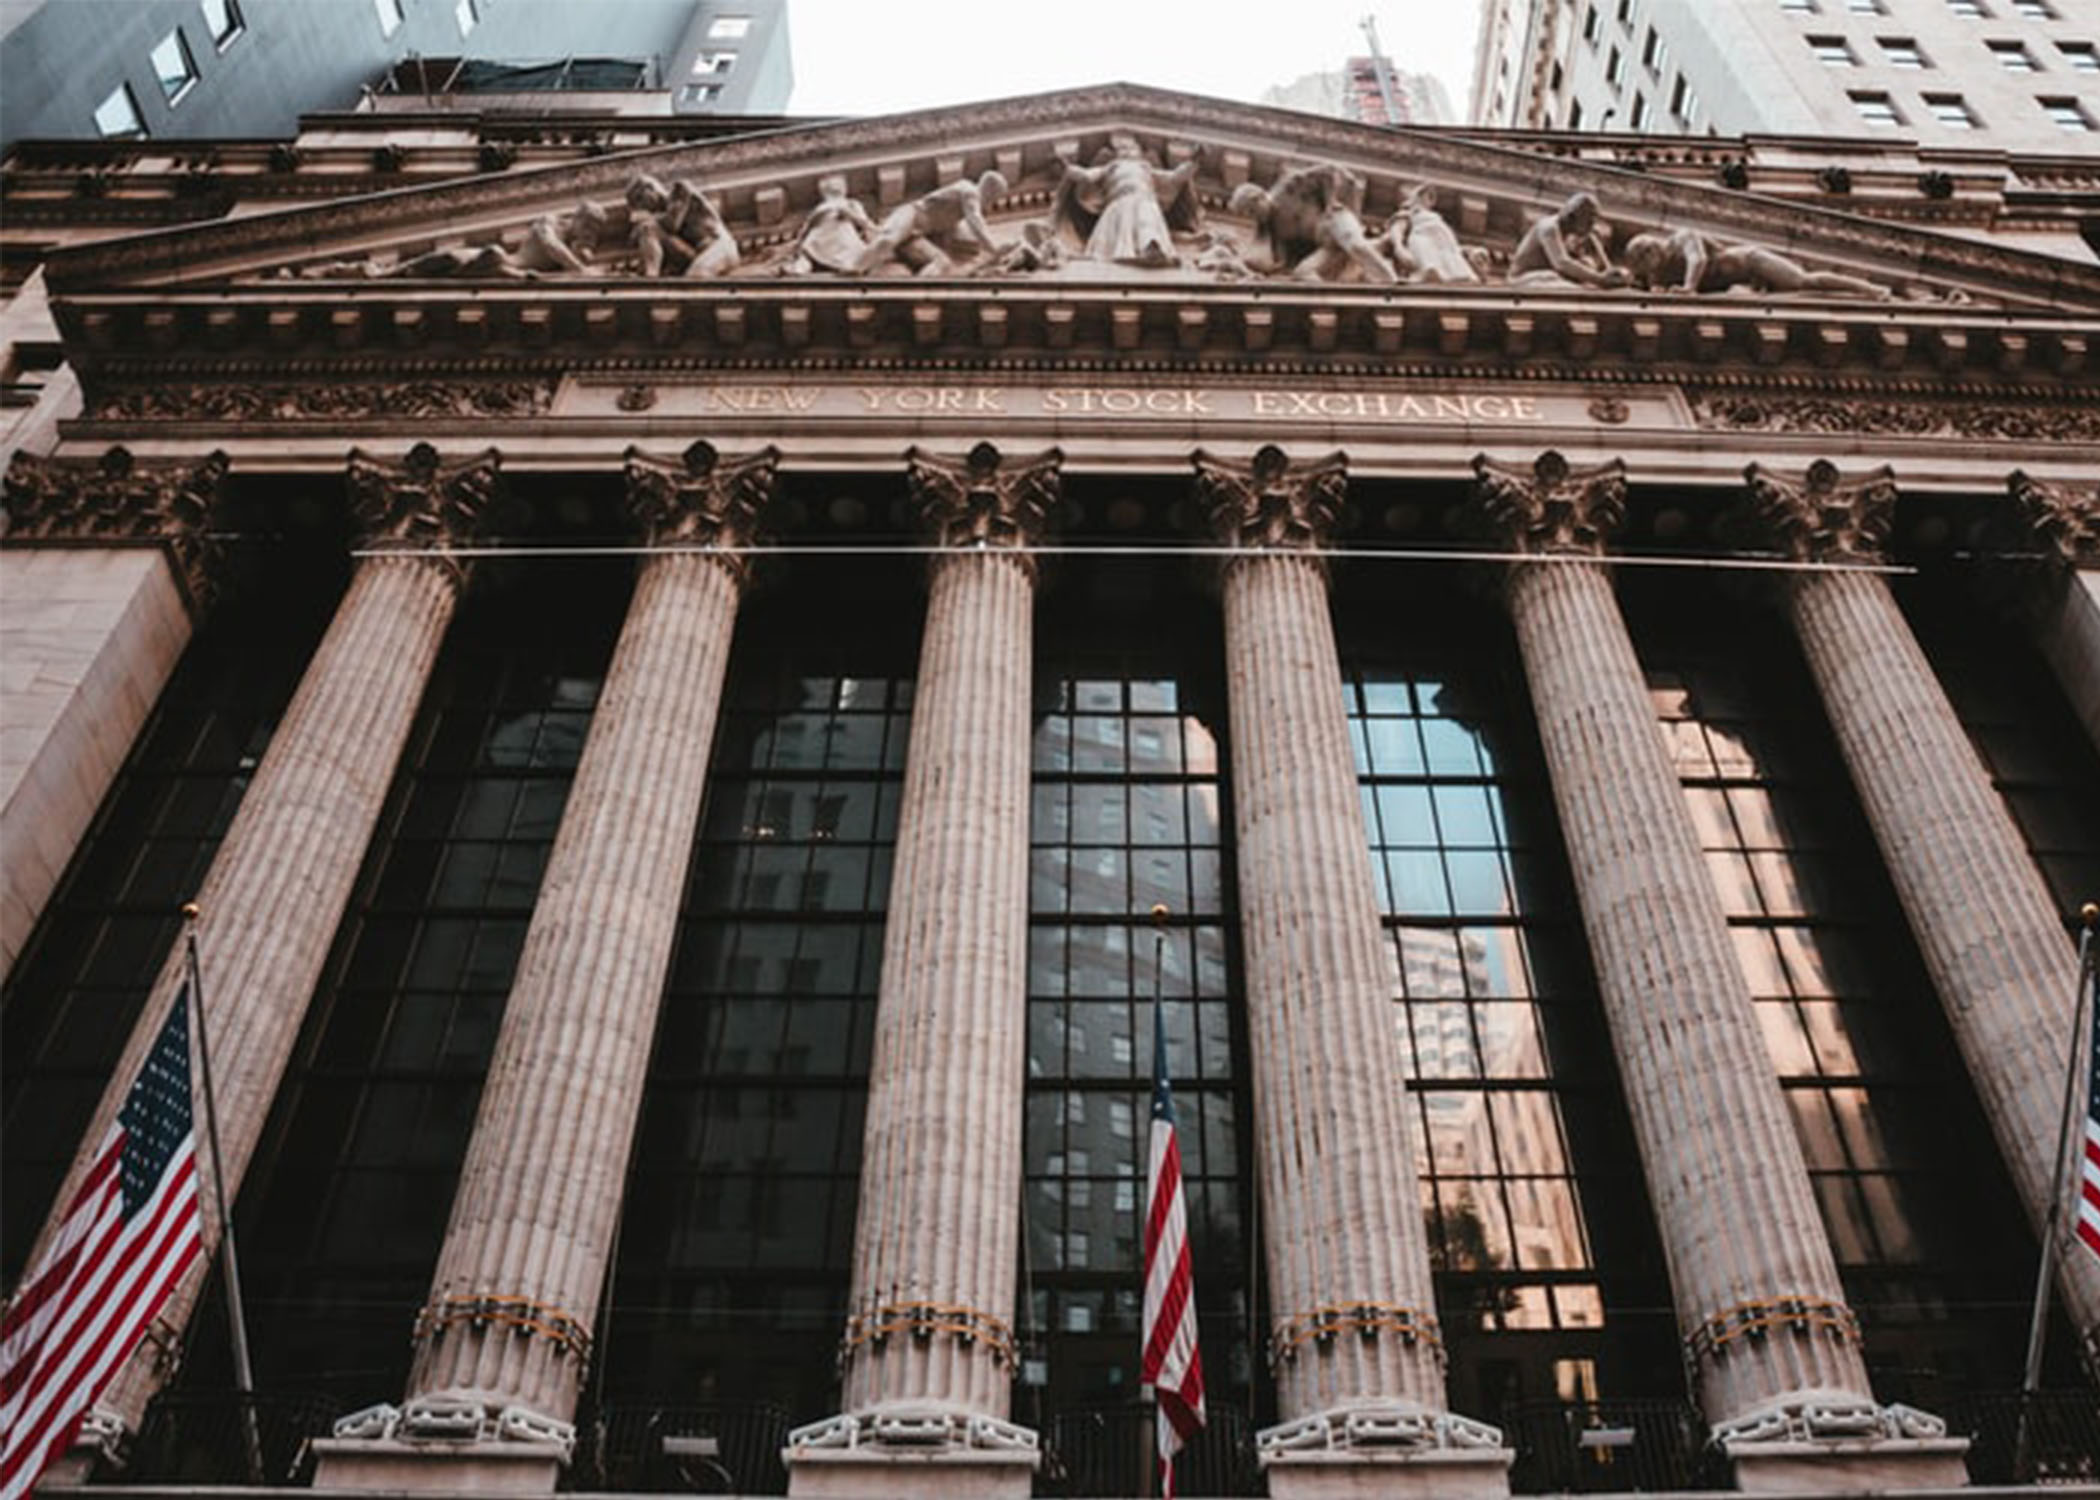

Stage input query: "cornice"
[{"left": 38, "top": 83, "right": 2100, "bottom": 312}]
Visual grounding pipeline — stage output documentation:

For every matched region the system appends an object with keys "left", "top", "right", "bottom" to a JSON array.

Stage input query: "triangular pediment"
[{"left": 43, "top": 83, "right": 2100, "bottom": 316}]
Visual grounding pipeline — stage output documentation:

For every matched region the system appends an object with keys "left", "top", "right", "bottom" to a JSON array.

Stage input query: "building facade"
[
  {"left": 0, "top": 0, "right": 791, "bottom": 151},
  {"left": 2, "top": 79, "right": 2098, "bottom": 1500},
  {"left": 1469, "top": 0, "right": 2099, "bottom": 144}
]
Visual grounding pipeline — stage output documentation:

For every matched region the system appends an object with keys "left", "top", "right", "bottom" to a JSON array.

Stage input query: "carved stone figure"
[
  {"left": 988, "top": 219, "right": 1068, "bottom": 274},
  {"left": 627, "top": 174, "right": 739, "bottom": 278},
  {"left": 1192, "top": 226, "right": 1258, "bottom": 281},
  {"left": 787, "top": 174, "right": 878, "bottom": 274},
  {"left": 297, "top": 202, "right": 607, "bottom": 280},
  {"left": 1623, "top": 228, "right": 1892, "bottom": 299},
  {"left": 1510, "top": 191, "right": 1629, "bottom": 289},
  {"left": 1230, "top": 162, "right": 1395, "bottom": 284},
  {"left": 1383, "top": 183, "right": 1480, "bottom": 285},
  {"left": 854, "top": 171, "right": 1008, "bottom": 276},
  {"left": 1055, "top": 133, "right": 1200, "bottom": 267}
]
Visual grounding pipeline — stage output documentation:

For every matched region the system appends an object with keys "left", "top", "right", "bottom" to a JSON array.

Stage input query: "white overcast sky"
[{"left": 783, "top": 1, "right": 1485, "bottom": 121}]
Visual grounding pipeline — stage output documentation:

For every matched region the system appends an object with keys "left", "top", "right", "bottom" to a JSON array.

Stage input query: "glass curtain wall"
[
  {"left": 1634, "top": 585, "right": 2038, "bottom": 1405},
  {"left": 212, "top": 560, "right": 624, "bottom": 1400},
  {"left": 2, "top": 566, "right": 336, "bottom": 1281}
]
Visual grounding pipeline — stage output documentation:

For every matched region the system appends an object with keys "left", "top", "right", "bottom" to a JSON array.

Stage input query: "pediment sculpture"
[{"left": 268, "top": 140, "right": 1940, "bottom": 303}]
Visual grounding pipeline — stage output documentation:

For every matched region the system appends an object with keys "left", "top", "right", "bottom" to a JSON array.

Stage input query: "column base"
[
  {"left": 1718, "top": 1397, "right": 1971, "bottom": 1494},
  {"left": 310, "top": 1397, "right": 574, "bottom": 1495},
  {"left": 1258, "top": 1403, "right": 1513, "bottom": 1499},
  {"left": 784, "top": 1405, "right": 1039, "bottom": 1499}
]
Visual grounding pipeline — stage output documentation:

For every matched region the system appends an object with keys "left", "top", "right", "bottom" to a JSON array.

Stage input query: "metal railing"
[
  {"left": 1038, "top": 1402, "right": 1261, "bottom": 1497},
  {"left": 1947, "top": 1390, "right": 2100, "bottom": 1486},
  {"left": 125, "top": 1390, "right": 341, "bottom": 1487},
  {"left": 1503, "top": 1396, "right": 1711, "bottom": 1493},
  {"left": 572, "top": 1400, "right": 793, "bottom": 1493}
]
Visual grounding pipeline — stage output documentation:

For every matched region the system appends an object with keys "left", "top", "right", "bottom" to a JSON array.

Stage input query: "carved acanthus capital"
[
  {"left": 1469, "top": 450, "right": 1626, "bottom": 556},
  {"left": 345, "top": 443, "right": 499, "bottom": 581},
  {"left": 1194, "top": 445, "right": 1347, "bottom": 560},
  {"left": 906, "top": 442, "right": 1061, "bottom": 566},
  {"left": 623, "top": 441, "right": 780, "bottom": 567},
  {"left": 2008, "top": 471, "right": 2100, "bottom": 569},
  {"left": 1741, "top": 459, "right": 1895, "bottom": 564},
  {"left": 2, "top": 445, "right": 231, "bottom": 608}
]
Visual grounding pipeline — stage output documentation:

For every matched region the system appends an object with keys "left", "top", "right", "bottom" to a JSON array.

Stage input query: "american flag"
[
  {"left": 1, "top": 990, "right": 203, "bottom": 1500},
  {"left": 1142, "top": 998, "right": 1204, "bottom": 1499},
  {"left": 2079, "top": 954, "right": 2100, "bottom": 1264}
]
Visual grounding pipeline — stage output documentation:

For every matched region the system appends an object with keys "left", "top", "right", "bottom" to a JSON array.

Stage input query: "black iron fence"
[
  {"left": 126, "top": 1390, "right": 341, "bottom": 1486},
  {"left": 1038, "top": 1402, "right": 1261, "bottom": 1497},
  {"left": 572, "top": 1400, "right": 794, "bottom": 1493},
  {"left": 1947, "top": 1390, "right": 2100, "bottom": 1486},
  {"left": 1503, "top": 1396, "right": 1711, "bottom": 1493}
]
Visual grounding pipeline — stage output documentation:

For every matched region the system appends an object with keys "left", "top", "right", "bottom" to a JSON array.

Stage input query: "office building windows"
[
  {"left": 1924, "top": 92, "right": 1981, "bottom": 126},
  {"left": 373, "top": 0, "right": 404, "bottom": 36},
  {"left": 149, "top": 27, "right": 199, "bottom": 104},
  {"left": 2010, "top": 0, "right": 2055, "bottom": 17},
  {"left": 709, "top": 14, "right": 753, "bottom": 37},
  {"left": 2040, "top": 95, "right": 2095, "bottom": 129},
  {"left": 1946, "top": 0, "right": 1990, "bottom": 17},
  {"left": 1880, "top": 37, "right": 1930, "bottom": 66},
  {"left": 1850, "top": 90, "right": 1904, "bottom": 124},
  {"left": 200, "top": 0, "right": 243, "bottom": 49},
  {"left": 1988, "top": 39, "right": 2040, "bottom": 69},
  {"left": 92, "top": 82, "right": 145, "bottom": 137},
  {"left": 1810, "top": 35, "right": 1859, "bottom": 64},
  {"left": 2059, "top": 41, "right": 2099, "bottom": 71}
]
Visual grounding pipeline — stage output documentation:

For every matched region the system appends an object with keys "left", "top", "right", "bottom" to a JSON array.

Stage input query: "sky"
[{"left": 783, "top": 1, "right": 1486, "bottom": 122}]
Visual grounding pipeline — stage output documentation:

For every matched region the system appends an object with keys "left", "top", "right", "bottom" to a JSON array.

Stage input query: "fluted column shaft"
[
  {"left": 844, "top": 546, "right": 1034, "bottom": 1417},
  {"left": 75, "top": 551, "right": 462, "bottom": 1425},
  {"left": 1505, "top": 558, "right": 1871, "bottom": 1422},
  {"left": 1220, "top": 550, "right": 1446, "bottom": 1419},
  {"left": 2007, "top": 474, "right": 2100, "bottom": 758},
  {"left": 406, "top": 550, "right": 745, "bottom": 1423},
  {"left": 1785, "top": 566, "right": 2100, "bottom": 1347},
  {"left": 2034, "top": 570, "right": 2100, "bottom": 757}
]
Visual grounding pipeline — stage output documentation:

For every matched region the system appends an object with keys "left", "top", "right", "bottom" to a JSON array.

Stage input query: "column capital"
[
  {"left": 2, "top": 445, "right": 231, "bottom": 608},
  {"left": 1469, "top": 450, "right": 1625, "bottom": 556},
  {"left": 905, "top": 441, "right": 1061, "bottom": 562},
  {"left": 344, "top": 442, "right": 499, "bottom": 578},
  {"left": 623, "top": 440, "right": 780, "bottom": 565},
  {"left": 1741, "top": 459, "right": 1895, "bottom": 564},
  {"left": 2008, "top": 470, "right": 2100, "bottom": 569},
  {"left": 1194, "top": 444, "right": 1347, "bottom": 555}
]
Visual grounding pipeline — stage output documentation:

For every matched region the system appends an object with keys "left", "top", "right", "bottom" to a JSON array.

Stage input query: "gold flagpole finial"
[
  {"left": 1149, "top": 903, "right": 1171, "bottom": 928},
  {"left": 2079, "top": 901, "right": 2098, "bottom": 930},
  {"left": 181, "top": 901, "right": 201, "bottom": 921}
]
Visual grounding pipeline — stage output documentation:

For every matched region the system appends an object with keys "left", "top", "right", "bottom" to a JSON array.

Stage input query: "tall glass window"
[
  {"left": 2, "top": 568, "right": 335, "bottom": 1281},
  {"left": 604, "top": 597, "right": 913, "bottom": 1420},
  {"left": 1024, "top": 577, "right": 1256, "bottom": 1434},
  {"left": 1641, "top": 595, "right": 2037, "bottom": 1403},
  {"left": 1339, "top": 629, "right": 1672, "bottom": 1418},
  {"left": 213, "top": 562, "right": 623, "bottom": 1400}
]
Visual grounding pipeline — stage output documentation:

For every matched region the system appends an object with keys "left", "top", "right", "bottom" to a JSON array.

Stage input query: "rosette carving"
[
  {"left": 1742, "top": 459, "right": 1896, "bottom": 563},
  {"left": 623, "top": 440, "right": 781, "bottom": 568},
  {"left": 1470, "top": 450, "right": 1627, "bottom": 556},
  {"left": 3, "top": 445, "right": 231, "bottom": 606}
]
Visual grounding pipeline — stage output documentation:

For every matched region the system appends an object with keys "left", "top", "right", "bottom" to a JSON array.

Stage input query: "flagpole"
[
  {"left": 181, "top": 903, "right": 262, "bottom": 1482},
  {"left": 1149, "top": 903, "right": 1169, "bottom": 1500},
  {"left": 2016, "top": 900, "right": 2099, "bottom": 1476}
]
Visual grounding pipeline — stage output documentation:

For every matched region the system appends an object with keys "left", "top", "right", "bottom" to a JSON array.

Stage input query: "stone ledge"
[
  {"left": 1263, "top": 1444, "right": 1516, "bottom": 1498},
  {"left": 1726, "top": 1436, "right": 1974, "bottom": 1495},
  {"left": 785, "top": 1443, "right": 1038, "bottom": 1499},
  {"left": 307, "top": 1436, "right": 565, "bottom": 1495}
]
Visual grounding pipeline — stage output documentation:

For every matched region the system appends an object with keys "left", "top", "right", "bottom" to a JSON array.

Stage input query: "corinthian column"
[
  {"left": 1745, "top": 459, "right": 2100, "bottom": 1369},
  {"left": 1470, "top": 453, "right": 1963, "bottom": 1491},
  {"left": 2007, "top": 472, "right": 2100, "bottom": 758},
  {"left": 787, "top": 443, "right": 1058, "bottom": 1500},
  {"left": 314, "top": 444, "right": 779, "bottom": 1494},
  {"left": 1, "top": 446, "right": 227, "bottom": 984},
  {"left": 31, "top": 443, "right": 494, "bottom": 1452},
  {"left": 1196, "top": 446, "right": 1509, "bottom": 1500}
]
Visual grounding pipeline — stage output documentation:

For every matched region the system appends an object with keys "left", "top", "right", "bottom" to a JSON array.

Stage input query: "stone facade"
[{"left": 2, "top": 81, "right": 2096, "bottom": 1500}]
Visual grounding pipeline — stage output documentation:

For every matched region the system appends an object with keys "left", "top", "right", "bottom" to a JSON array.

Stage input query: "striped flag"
[
  {"left": 1142, "top": 998, "right": 1204, "bottom": 1500},
  {"left": 2079, "top": 956, "right": 2100, "bottom": 1264},
  {"left": 1, "top": 989, "right": 204, "bottom": 1500}
]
